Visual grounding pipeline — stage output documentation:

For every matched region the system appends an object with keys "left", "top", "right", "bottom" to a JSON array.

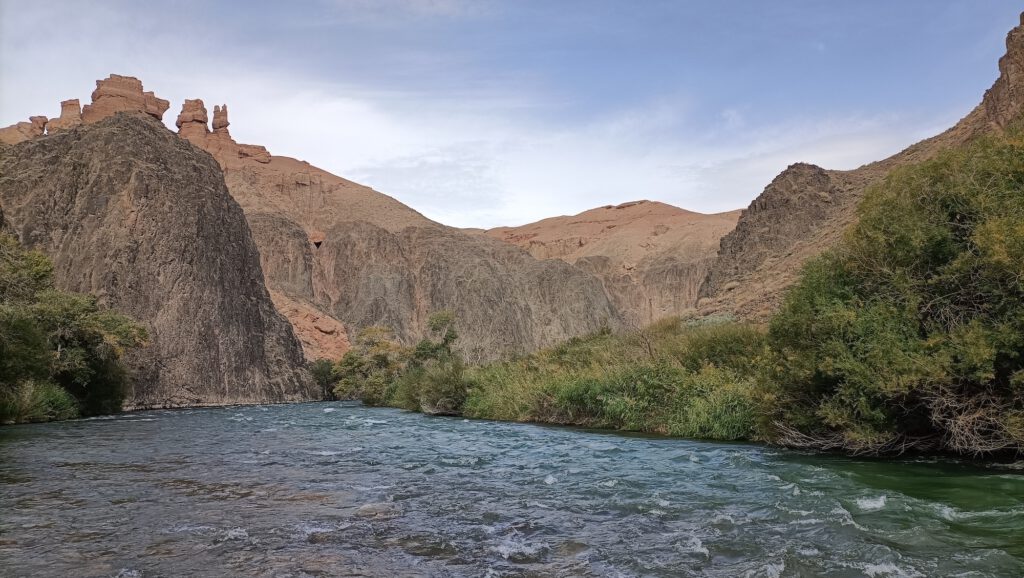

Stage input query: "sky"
[{"left": 1, "top": 1, "right": 1021, "bottom": 228}]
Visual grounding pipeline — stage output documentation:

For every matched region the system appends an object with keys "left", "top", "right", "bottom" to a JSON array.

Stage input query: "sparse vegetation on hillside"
[{"left": 0, "top": 234, "right": 147, "bottom": 424}]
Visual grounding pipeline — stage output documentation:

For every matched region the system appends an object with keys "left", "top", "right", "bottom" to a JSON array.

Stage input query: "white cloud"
[{"left": 0, "top": 1, "right": 969, "bottom": 229}]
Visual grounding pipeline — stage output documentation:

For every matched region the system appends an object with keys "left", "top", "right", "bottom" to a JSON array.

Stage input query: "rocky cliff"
[
  {"left": 487, "top": 201, "right": 739, "bottom": 325},
  {"left": 175, "top": 100, "right": 619, "bottom": 361},
  {"left": 697, "top": 12, "right": 1024, "bottom": 320},
  {"left": 0, "top": 112, "right": 314, "bottom": 407}
]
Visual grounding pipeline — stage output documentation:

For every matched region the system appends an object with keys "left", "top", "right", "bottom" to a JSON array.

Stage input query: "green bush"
[
  {"left": 769, "top": 134, "right": 1024, "bottom": 454},
  {"left": 393, "top": 356, "right": 472, "bottom": 415},
  {"left": 0, "top": 233, "right": 146, "bottom": 422},
  {"left": 0, "top": 380, "right": 80, "bottom": 424},
  {"left": 666, "top": 366, "right": 761, "bottom": 441},
  {"left": 310, "top": 358, "right": 338, "bottom": 400}
]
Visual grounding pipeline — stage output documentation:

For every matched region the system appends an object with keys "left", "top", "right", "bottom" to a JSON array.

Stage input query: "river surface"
[{"left": 1, "top": 402, "right": 1022, "bottom": 577}]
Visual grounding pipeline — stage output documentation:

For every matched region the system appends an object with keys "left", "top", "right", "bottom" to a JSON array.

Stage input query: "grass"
[
  {"left": 460, "top": 318, "right": 771, "bottom": 442},
  {"left": 0, "top": 380, "right": 80, "bottom": 424}
]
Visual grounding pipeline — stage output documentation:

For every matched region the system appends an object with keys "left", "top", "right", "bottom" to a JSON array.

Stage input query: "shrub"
[
  {"left": 393, "top": 356, "right": 472, "bottom": 415},
  {"left": 310, "top": 358, "right": 338, "bottom": 400},
  {"left": 0, "top": 234, "right": 146, "bottom": 421},
  {"left": 769, "top": 134, "right": 1024, "bottom": 454},
  {"left": 0, "top": 380, "right": 79, "bottom": 424}
]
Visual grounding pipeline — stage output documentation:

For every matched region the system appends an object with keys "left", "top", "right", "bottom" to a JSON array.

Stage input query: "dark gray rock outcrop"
[{"left": 0, "top": 113, "right": 314, "bottom": 407}]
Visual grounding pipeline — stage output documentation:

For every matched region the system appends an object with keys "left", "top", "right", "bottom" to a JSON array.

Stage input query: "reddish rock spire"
[
  {"left": 45, "top": 99, "right": 82, "bottom": 133},
  {"left": 212, "top": 104, "right": 230, "bottom": 133},
  {"left": 80, "top": 74, "right": 169, "bottom": 123}
]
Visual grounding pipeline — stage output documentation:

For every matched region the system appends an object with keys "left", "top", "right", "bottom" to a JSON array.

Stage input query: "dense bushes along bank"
[
  {"left": 0, "top": 234, "right": 146, "bottom": 423},
  {"left": 328, "top": 133, "right": 1024, "bottom": 456}
]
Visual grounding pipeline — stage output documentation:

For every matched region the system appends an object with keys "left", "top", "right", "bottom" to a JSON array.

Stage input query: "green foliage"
[
  {"left": 332, "top": 312, "right": 474, "bottom": 414},
  {"left": 310, "top": 358, "right": 338, "bottom": 400},
  {"left": 462, "top": 320, "right": 769, "bottom": 441},
  {"left": 0, "top": 234, "right": 53, "bottom": 303},
  {"left": 0, "top": 380, "right": 79, "bottom": 424},
  {"left": 333, "top": 326, "right": 405, "bottom": 405},
  {"left": 393, "top": 356, "right": 472, "bottom": 415},
  {"left": 770, "top": 134, "right": 1024, "bottom": 454},
  {"left": 0, "top": 233, "right": 146, "bottom": 423}
]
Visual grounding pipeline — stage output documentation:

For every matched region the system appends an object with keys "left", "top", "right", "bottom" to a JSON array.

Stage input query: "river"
[{"left": 1, "top": 402, "right": 1021, "bottom": 577}]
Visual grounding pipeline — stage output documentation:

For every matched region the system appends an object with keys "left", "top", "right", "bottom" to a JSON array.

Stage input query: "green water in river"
[{"left": 1, "top": 402, "right": 1021, "bottom": 576}]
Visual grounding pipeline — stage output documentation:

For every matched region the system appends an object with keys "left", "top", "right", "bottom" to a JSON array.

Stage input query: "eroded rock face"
[
  {"left": 487, "top": 201, "right": 740, "bottom": 325},
  {"left": 313, "top": 222, "right": 618, "bottom": 362},
  {"left": 178, "top": 99, "right": 620, "bottom": 361},
  {"left": 699, "top": 163, "right": 840, "bottom": 300},
  {"left": 81, "top": 74, "right": 169, "bottom": 124},
  {"left": 45, "top": 100, "right": 82, "bottom": 133},
  {"left": 983, "top": 12, "right": 1024, "bottom": 128},
  {"left": 697, "top": 12, "right": 1024, "bottom": 321},
  {"left": 0, "top": 113, "right": 314, "bottom": 407},
  {"left": 0, "top": 116, "right": 47, "bottom": 145}
]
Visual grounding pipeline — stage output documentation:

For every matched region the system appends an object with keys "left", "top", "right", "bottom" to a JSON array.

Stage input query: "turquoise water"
[{"left": 1, "top": 402, "right": 1022, "bottom": 577}]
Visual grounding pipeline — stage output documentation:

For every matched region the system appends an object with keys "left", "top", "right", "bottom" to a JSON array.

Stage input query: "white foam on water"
[
  {"left": 788, "top": 517, "right": 824, "bottom": 526},
  {"left": 830, "top": 505, "right": 869, "bottom": 531},
  {"left": 933, "top": 503, "right": 1021, "bottom": 521},
  {"left": 223, "top": 527, "right": 249, "bottom": 541},
  {"left": 863, "top": 562, "right": 924, "bottom": 577},
  {"left": 323, "top": 408, "right": 337, "bottom": 413},
  {"left": 675, "top": 535, "right": 709, "bottom": 557},
  {"left": 544, "top": 474, "right": 558, "bottom": 485},
  {"left": 711, "top": 513, "right": 736, "bottom": 525},
  {"left": 856, "top": 495, "right": 887, "bottom": 512},
  {"left": 756, "top": 561, "right": 785, "bottom": 578},
  {"left": 309, "top": 450, "right": 341, "bottom": 456},
  {"left": 492, "top": 535, "right": 548, "bottom": 561},
  {"left": 162, "top": 523, "right": 216, "bottom": 536},
  {"left": 656, "top": 499, "right": 670, "bottom": 507},
  {"left": 600, "top": 479, "right": 618, "bottom": 488}
]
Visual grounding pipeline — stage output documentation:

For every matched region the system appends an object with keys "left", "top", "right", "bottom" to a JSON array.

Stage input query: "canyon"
[{"left": 2, "top": 11, "right": 1023, "bottom": 405}]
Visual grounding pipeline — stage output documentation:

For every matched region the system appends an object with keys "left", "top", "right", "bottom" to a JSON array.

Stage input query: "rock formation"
[
  {"left": 45, "top": 99, "right": 83, "bottom": 133},
  {"left": 697, "top": 12, "right": 1024, "bottom": 320},
  {"left": 487, "top": 201, "right": 740, "bottom": 325},
  {"left": 176, "top": 99, "right": 620, "bottom": 361},
  {"left": 0, "top": 113, "right": 314, "bottom": 407},
  {"left": 0, "top": 116, "right": 47, "bottom": 145},
  {"left": 81, "top": 74, "right": 169, "bottom": 123},
  {"left": 0, "top": 75, "right": 162, "bottom": 142}
]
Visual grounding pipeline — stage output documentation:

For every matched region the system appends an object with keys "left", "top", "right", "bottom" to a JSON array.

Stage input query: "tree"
[{"left": 0, "top": 233, "right": 147, "bottom": 421}]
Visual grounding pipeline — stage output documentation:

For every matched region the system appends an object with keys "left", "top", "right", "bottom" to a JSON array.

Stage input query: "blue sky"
[{"left": 1, "top": 1, "right": 1020, "bottom": 227}]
